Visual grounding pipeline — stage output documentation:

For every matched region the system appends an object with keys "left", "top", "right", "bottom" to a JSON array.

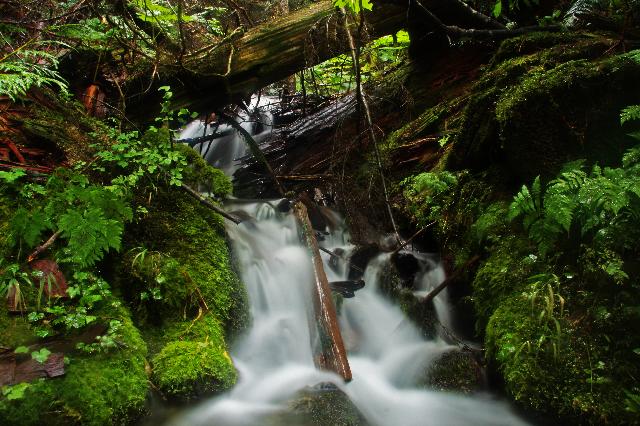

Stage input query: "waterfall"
[
  {"left": 179, "top": 96, "right": 275, "bottom": 176},
  {"left": 169, "top": 103, "right": 530, "bottom": 426}
]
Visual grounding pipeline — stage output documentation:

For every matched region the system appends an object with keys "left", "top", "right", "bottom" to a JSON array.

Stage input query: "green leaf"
[
  {"left": 14, "top": 346, "right": 29, "bottom": 354},
  {"left": 31, "top": 348, "right": 51, "bottom": 364},
  {"left": 0, "top": 169, "right": 26, "bottom": 183},
  {"left": 493, "top": 0, "right": 503, "bottom": 17}
]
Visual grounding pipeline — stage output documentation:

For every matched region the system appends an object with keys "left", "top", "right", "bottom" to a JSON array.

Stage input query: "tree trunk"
[
  {"left": 293, "top": 201, "right": 352, "bottom": 382},
  {"left": 125, "top": 0, "right": 502, "bottom": 117}
]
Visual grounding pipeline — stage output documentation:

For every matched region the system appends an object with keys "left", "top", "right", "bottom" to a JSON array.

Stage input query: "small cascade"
[
  {"left": 166, "top": 201, "right": 529, "bottom": 426},
  {"left": 167, "top": 102, "right": 531, "bottom": 426},
  {"left": 179, "top": 96, "right": 276, "bottom": 176}
]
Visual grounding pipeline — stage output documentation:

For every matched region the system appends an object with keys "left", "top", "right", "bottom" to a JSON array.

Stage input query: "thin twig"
[{"left": 27, "top": 231, "right": 62, "bottom": 262}]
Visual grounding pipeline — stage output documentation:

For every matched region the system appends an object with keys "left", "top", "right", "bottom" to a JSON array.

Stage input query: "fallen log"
[
  {"left": 126, "top": 0, "right": 505, "bottom": 116},
  {"left": 293, "top": 201, "right": 352, "bottom": 382}
]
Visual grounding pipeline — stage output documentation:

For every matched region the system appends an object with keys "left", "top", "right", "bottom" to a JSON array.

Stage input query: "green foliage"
[
  {"left": 30, "top": 348, "right": 51, "bottom": 364},
  {"left": 94, "top": 126, "right": 187, "bottom": 189},
  {"left": 509, "top": 149, "right": 640, "bottom": 258},
  {"left": 0, "top": 42, "right": 69, "bottom": 101},
  {"left": 6, "top": 170, "right": 133, "bottom": 267},
  {"left": 492, "top": 0, "right": 540, "bottom": 17},
  {"left": 298, "top": 31, "right": 409, "bottom": 96},
  {"left": 1, "top": 383, "right": 30, "bottom": 401},
  {"left": 621, "top": 105, "right": 640, "bottom": 125},
  {"left": 0, "top": 305, "right": 148, "bottom": 425},
  {"left": 0, "top": 261, "right": 33, "bottom": 311},
  {"left": 402, "top": 171, "right": 458, "bottom": 227},
  {"left": 333, "top": 0, "right": 373, "bottom": 13}
]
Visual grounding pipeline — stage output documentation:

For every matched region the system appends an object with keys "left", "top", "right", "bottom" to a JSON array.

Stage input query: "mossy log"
[
  {"left": 127, "top": 0, "right": 504, "bottom": 117},
  {"left": 128, "top": 0, "right": 406, "bottom": 116},
  {"left": 293, "top": 201, "right": 352, "bottom": 382}
]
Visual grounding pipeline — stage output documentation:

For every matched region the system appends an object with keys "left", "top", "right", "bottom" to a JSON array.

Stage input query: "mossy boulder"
[
  {"left": 424, "top": 349, "right": 483, "bottom": 393},
  {"left": 116, "top": 147, "right": 248, "bottom": 401},
  {"left": 0, "top": 305, "right": 148, "bottom": 426},
  {"left": 451, "top": 34, "right": 640, "bottom": 183},
  {"left": 266, "top": 385, "right": 368, "bottom": 426}
]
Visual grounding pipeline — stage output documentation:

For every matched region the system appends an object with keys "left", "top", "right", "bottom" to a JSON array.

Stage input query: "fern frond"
[{"left": 621, "top": 105, "right": 640, "bottom": 125}]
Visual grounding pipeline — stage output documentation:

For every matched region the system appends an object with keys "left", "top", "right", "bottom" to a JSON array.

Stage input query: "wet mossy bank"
[
  {"left": 381, "top": 33, "right": 640, "bottom": 424},
  {"left": 0, "top": 99, "right": 248, "bottom": 423}
]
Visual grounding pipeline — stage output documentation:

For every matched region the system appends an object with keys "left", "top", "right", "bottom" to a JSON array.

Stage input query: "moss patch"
[
  {"left": 0, "top": 305, "right": 148, "bottom": 426},
  {"left": 451, "top": 34, "right": 640, "bottom": 183},
  {"left": 116, "top": 154, "right": 248, "bottom": 401}
]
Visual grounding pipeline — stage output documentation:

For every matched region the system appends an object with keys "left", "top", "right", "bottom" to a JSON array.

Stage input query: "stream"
[{"left": 169, "top": 99, "right": 531, "bottom": 426}]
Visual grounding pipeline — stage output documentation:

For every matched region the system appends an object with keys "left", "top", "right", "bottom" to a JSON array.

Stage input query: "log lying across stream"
[{"left": 293, "top": 201, "right": 352, "bottom": 382}]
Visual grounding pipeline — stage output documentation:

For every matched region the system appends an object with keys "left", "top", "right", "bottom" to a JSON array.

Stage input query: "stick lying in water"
[{"left": 293, "top": 201, "right": 352, "bottom": 382}]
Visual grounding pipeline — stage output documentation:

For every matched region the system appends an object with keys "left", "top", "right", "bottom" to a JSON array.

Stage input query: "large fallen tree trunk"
[
  {"left": 234, "top": 44, "right": 492, "bottom": 196},
  {"left": 293, "top": 201, "right": 352, "bottom": 382},
  {"left": 126, "top": 0, "right": 504, "bottom": 116}
]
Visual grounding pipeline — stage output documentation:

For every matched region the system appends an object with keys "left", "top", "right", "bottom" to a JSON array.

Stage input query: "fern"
[
  {"left": 511, "top": 147, "right": 640, "bottom": 258},
  {"left": 0, "top": 44, "right": 69, "bottom": 101},
  {"left": 333, "top": 0, "right": 374, "bottom": 13},
  {"left": 621, "top": 105, "right": 640, "bottom": 125},
  {"left": 8, "top": 170, "right": 132, "bottom": 267}
]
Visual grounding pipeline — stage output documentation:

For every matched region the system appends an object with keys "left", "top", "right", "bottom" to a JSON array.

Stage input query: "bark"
[
  {"left": 126, "top": 0, "right": 504, "bottom": 116},
  {"left": 293, "top": 201, "right": 352, "bottom": 382}
]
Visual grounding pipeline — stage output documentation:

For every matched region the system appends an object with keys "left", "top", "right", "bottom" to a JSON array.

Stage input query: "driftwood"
[{"left": 293, "top": 201, "right": 352, "bottom": 382}]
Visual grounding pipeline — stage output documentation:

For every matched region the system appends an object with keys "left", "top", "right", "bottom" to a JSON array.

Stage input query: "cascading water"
[
  {"left": 179, "top": 96, "right": 275, "bottom": 176},
  {"left": 170, "top": 101, "right": 531, "bottom": 425}
]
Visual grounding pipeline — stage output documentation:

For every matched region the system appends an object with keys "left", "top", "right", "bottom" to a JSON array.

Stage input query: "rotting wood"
[{"left": 293, "top": 201, "right": 352, "bottom": 382}]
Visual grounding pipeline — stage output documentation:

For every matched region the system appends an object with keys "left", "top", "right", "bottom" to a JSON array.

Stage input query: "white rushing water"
[
  {"left": 179, "top": 96, "right": 275, "bottom": 176},
  {"left": 167, "top": 198, "right": 529, "bottom": 426},
  {"left": 171, "top": 101, "right": 529, "bottom": 425}
]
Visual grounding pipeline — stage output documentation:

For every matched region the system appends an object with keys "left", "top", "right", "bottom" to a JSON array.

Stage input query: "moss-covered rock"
[
  {"left": 116, "top": 150, "right": 248, "bottom": 401},
  {"left": 266, "top": 385, "right": 368, "bottom": 426},
  {"left": 424, "top": 349, "right": 483, "bottom": 393},
  {"left": 451, "top": 34, "right": 640, "bottom": 183},
  {"left": 0, "top": 305, "right": 148, "bottom": 426},
  {"left": 153, "top": 339, "right": 236, "bottom": 399}
]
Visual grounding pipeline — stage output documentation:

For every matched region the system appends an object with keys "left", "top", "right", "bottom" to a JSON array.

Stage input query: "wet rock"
[
  {"left": 390, "top": 252, "right": 421, "bottom": 288},
  {"left": 423, "top": 349, "right": 485, "bottom": 393},
  {"left": 347, "top": 244, "right": 379, "bottom": 280},
  {"left": 329, "top": 280, "right": 365, "bottom": 299},
  {"left": 267, "top": 383, "right": 368, "bottom": 426},
  {"left": 276, "top": 198, "right": 293, "bottom": 213},
  {"left": 328, "top": 247, "right": 345, "bottom": 272}
]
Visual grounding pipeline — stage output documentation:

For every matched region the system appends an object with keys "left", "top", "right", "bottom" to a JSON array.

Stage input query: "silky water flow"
[{"left": 170, "top": 101, "right": 530, "bottom": 426}]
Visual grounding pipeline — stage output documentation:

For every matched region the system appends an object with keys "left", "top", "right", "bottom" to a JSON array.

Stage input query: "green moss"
[
  {"left": 485, "top": 287, "right": 639, "bottom": 424},
  {"left": 472, "top": 235, "right": 533, "bottom": 330},
  {"left": 20, "top": 91, "right": 111, "bottom": 165},
  {"left": 0, "top": 305, "right": 148, "bottom": 426},
  {"left": 425, "top": 349, "right": 482, "bottom": 393},
  {"left": 116, "top": 168, "right": 248, "bottom": 400},
  {"left": 267, "top": 387, "right": 367, "bottom": 426},
  {"left": 176, "top": 144, "right": 233, "bottom": 197},
  {"left": 153, "top": 338, "right": 236, "bottom": 399},
  {"left": 451, "top": 34, "right": 639, "bottom": 182}
]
